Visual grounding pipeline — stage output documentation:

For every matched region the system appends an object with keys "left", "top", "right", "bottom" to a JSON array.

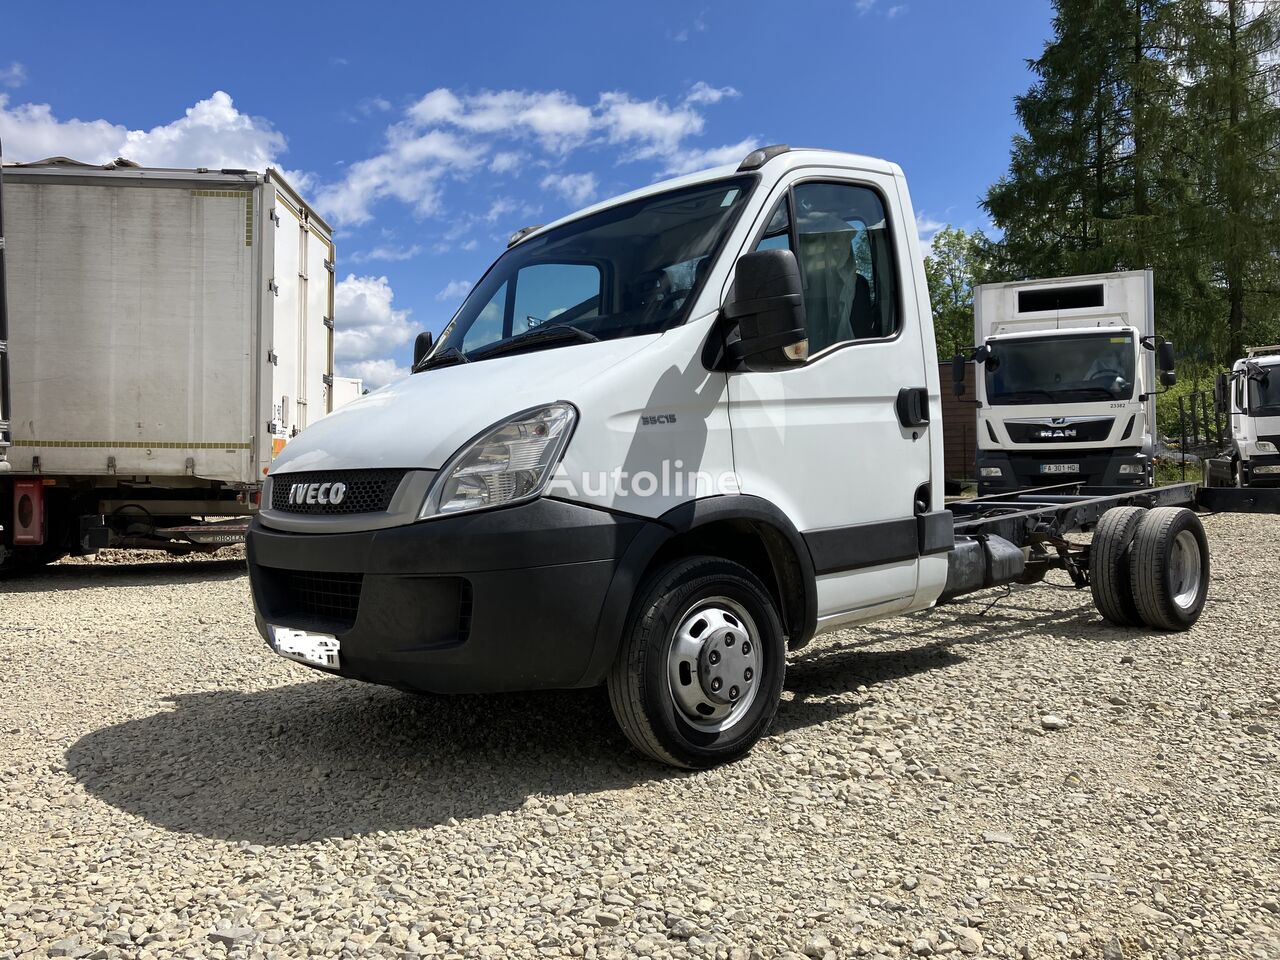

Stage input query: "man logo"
[{"left": 289, "top": 481, "right": 347, "bottom": 506}]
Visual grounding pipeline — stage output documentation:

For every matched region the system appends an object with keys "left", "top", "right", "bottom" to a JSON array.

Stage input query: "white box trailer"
[
  {"left": 0, "top": 157, "right": 334, "bottom": 570},
  {"left": 331, "top": 375, "right": 364, "bottom": 410}
]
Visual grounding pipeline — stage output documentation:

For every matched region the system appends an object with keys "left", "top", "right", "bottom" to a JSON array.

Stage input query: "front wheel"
[{"left": 607, "top": 556, "right": 786, "bottom": 769}]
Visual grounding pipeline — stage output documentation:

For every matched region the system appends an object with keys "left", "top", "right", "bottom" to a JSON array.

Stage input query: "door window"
[
  {"left": 462, "top": 282, "right": 507, "bottom": 352},
  {"left": 755, "top": 182, "right": 900, "bottom": 353}
]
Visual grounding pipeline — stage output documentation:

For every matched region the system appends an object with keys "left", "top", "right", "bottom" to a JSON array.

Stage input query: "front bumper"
[
  {"left": 247, "top": 499, "right": 648, "bottom": 693},
  {"left": 1241, "top": 453, "right": 1280, "bottom": 488},
  {"left": 976, "top": 449, "right": 1151, "bottom": 495}
]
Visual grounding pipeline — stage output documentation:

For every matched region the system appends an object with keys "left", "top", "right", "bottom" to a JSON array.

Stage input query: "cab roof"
[{"left": 508, "top": 146, "right": 901, "bottom": 249}]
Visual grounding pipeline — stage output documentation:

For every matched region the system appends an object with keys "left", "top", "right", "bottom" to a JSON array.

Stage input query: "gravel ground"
[{"left": 1, "top": 514, "right": 1277, "bottom": 960}]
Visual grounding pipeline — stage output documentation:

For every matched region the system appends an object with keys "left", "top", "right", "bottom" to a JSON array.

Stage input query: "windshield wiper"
[
  {"left": 994, "top": 389, "right": 1056, "bottom": 403},
  {"left": 1050, "top": 386, "right": 1127, "bottom": 401},
  {"left": 471, "top": 324, "right": 600, "bottom": 361},
  {"left": 415, "top": 346, "right": 470, "bottom": 372}
]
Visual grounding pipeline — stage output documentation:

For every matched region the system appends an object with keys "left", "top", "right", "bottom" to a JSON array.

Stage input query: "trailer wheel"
[
  {"left": 1089, "top": 506, "right": 1146, "bottom": 627},
  {"left": 1129, "top": 507, "right": 1209, "bottom": 631},
  {"left": 607, "top": 556, "right": 786, "bottom": 769}
]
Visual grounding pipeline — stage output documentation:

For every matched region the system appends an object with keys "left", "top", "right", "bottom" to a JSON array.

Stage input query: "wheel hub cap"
[{"left": 668, "top": 598, "right": 762, "bottom": 732}]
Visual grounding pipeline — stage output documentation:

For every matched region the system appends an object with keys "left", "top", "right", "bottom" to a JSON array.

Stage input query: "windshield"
[
  {"left": 1247, "top": 364, "right": 1280, "bottom": 414},
  {"left": 430, "top": 177, "right": 753, "bottom": 362},
  {"left": 986, "top": 331, "right": 1137, "bottom": 405}
]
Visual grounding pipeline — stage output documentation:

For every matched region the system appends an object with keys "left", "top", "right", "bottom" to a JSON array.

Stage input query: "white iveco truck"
[
  {"left": 966, "top": 271, "right": 1176, "bottom": 495},
  {"left": 248, "top": 147, "right": 1210, "bottom": 769},
  {"left": 0, "top": 156, "right": 334, "bottom": 572},
  {"left": 1218, "top": 347, "right": 1280, "bottom": 488}
]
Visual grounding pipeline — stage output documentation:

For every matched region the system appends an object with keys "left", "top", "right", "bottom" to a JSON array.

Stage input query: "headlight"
[
  {"left": 1118, "top": 463, "right": 1147, "bottom": 475},
  {"left": 420, "top": 403, "right": 577, "bottom": 518},
  {"left": 980, "top": 466, "right": 1003, "bottom": 478},
  {"left": 1255, "top": 440, "right": 1277, "bottom": 454}
]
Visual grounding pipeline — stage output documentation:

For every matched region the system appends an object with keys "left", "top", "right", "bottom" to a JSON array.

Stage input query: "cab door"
[{"left": 726, "top": 171, "right": 933, "bottom": 627}]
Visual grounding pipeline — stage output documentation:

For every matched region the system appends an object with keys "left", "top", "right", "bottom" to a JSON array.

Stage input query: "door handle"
[{"left": 896, "top": 387, "right": 930, "bottom": 428}]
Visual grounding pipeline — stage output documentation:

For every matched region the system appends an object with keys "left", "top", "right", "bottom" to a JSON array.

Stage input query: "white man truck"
[
  {"left": 964, "top": 271, "right": 1176, "bottom": 496},
  {"left": 247, "top": 147, "right": 1209, "bottom": 769},
  {"left": 1214, "top": 347, "right": 1280, "bottom": 488},
  {"left": 0, "top": 155, "right": 334, "bottom": 573}
]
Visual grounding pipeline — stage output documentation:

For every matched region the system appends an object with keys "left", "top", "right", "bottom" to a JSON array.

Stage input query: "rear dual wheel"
[
  {"left": 1091, "top": 506, "right": 1208, "bottom": 631},
  {"left": 607, "top": 556, "right": 786, "bottom": 769}
]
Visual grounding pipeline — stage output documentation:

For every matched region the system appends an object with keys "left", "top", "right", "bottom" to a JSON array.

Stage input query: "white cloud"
[
  {"left": 855, "top": 0, "right": 877, "bottom": 13},
  {"left": 597, "top": 92, "right": 705, "bottom": 161},
  {"left": 436, "top": 279, "right": 473, "bottom": 301},
  {"left": 684, "top": 82, "right": 739, "bottom": 106},
  {"left": 0, "top": 90, "right": 286, "bottom": 170},
  {"left": 489, "top": 150, "right": 524, "bottom": 174},
  {"left": 349, "top": 243, "right": 423, "bottom": 263},
  {"left": 333, "top": 274, "right": 416, "bottom": 385},
  {"left": 342, "top": 358, "right": 408, "bottom": 390},
  {"left": 540, "top": 172, "right": 598, "bottom": 206},
  {"left": 1, "top": 62, "right": 26, "bottom": 89},
  {"left": 916, "top": 212, "right": 947, "bottom": 255},
  {"left": 887, "top": 4, "right": 907, "bottom": 17},
  {"left": 661, "top": 137, "right": 760, "bottom": 176},
  {"left": 670, "top": 9, "right": 709, "bottom": 42},
  {"left": 409, "top": 88, "right": 593, "bottom": 152},
  {"left": 316, "top": 126, "right": 482, "bottom": 225}
]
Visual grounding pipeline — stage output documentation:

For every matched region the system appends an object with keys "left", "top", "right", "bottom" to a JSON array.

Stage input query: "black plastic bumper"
[
  {"left": 1241, "top": 453, "right": 1280, "bottom": 488},
  {"left": 246, "top": 499, "right": 649, "bottom": 694},
  {"left": 976, "top": 449, "right": 1151, "bottom": 495}
]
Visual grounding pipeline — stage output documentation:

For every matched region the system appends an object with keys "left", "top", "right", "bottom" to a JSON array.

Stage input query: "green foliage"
[
  {"left": 1155, "top": 374, "right": 1216, "bottom": 441},
  {"left": 984, "top": 0, "right": 1280, "bottom": 367},
  {"left": 923, "top": 226, "right": 991, "bottom": 359}
]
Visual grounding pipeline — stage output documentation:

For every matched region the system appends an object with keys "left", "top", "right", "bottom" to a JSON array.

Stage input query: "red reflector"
[{"left": 13, "top": 479, "right": 45, "bottom": 546}]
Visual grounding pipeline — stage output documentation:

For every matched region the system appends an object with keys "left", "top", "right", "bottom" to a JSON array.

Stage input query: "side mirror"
[
  {"left": 724, "top": 249, "right": 807, "bottom": 369},
  {"left": 1157, "top": 340, "right": 1175, "bottom": 373},
  {"left": 412, "top": 331, "right": 434, "bottom": 372},
  {"left": 1160, "top": 369, "right": 1177, "bottom": 387},
  {"left": 951, "top": 354, "right": 966, "bottom": 397},
  {"left": 1214, "top": 372, "right": 1229, "bottom": 413}
]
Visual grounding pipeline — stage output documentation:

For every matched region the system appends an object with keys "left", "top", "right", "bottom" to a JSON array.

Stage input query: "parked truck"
[
  {"left": 962, "top": 271, "right": 1176, "bottom": 495},
  {"left": 246, "top": 146, "right": 1210, "bottom": 769},
  {"left": 0, "top": 156, "right": 334, "bottom": 573},
  {"left": 1202, "top": 346, "right": 1280, "bottom": 493}
]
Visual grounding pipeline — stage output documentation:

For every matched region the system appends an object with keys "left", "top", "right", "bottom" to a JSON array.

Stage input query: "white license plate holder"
[
  {"left": 1041, "top": 463, "right": 1081, "bottom": 475},
  {"left": 272, "top": 626, "right": 341, "bottom": 670}
]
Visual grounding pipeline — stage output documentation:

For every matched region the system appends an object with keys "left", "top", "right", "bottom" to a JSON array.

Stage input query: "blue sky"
[{"left": 1, "top": 0, "right": 1053, "bottom": 387}]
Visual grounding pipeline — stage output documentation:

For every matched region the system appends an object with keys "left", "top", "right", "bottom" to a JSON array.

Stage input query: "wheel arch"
[{"left": 578, "top": 495, "right": 817, "bottom": 688}]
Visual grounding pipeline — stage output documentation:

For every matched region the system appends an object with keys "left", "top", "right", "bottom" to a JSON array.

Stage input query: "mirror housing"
[
  {"left": 724, "top": 249, "right": 807, "bottom": 370},
  {"left": 951, "top": 354, "right": 966, "bottom": 397},
  {"left": 411, "top": 331, "right": 434, "bottom": 372},
  {"left": 1157, "top": 340, "right": 1176, "bottom": 373},
  {"left": 1160, "top": 369, "right": 1177, "bottom": 388},
  {"left": 1214, "top": 372, "right": 1229, "bottom": 413}
]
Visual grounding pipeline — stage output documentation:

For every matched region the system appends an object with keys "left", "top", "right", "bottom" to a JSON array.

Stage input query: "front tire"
[
  {"left": 607, "top": 556, "right": 786, "bottom": 769},
  {"left": 1129, "top": 507, "right": 1209, "bottom": 631}
]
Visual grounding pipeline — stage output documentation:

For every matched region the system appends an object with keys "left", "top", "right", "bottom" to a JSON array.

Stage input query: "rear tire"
[
  {"left": 607, "top": 556, "right": 786, "bottom": 769},
  {"left": 1129, "top": 507, "right": 1209, "bottom": 631},
  {"left": 1089, "top": 506, "right": 1146, "bottom": 627}
]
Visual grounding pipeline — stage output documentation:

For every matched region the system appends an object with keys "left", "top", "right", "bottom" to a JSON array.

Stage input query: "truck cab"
[
  {"left": 1221, "top": 349, "right": 1280, "bottom": 487},
  {"left": 968, "top": 272, "right": 1174, "bottom": 495},
  {"left": 246, "top": 148, "right": 1209, "bottom": 769}
]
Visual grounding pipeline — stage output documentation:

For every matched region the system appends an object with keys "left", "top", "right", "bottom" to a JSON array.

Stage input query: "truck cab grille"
[
  {"left": 269, "top": 469, "right": 408, "bottom": 515},
  {"left": 256, "top": 567, "right": 363, "bottom": 631}
]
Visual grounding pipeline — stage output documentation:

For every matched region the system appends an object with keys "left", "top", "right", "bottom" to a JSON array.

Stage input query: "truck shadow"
[
  {"left": 65, "top": 635, "right": 965, "bottom": 845},
  {"left": 65, "top": 600, "right": 1103, "bottom": 846},
  {"left": 1, "top": 557, "right": 246, "bottom": 593}
]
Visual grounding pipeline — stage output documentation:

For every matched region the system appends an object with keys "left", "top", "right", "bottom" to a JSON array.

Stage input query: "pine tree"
[{"left": 1174, "top": 0, "right": 1280, "bottom": 362}]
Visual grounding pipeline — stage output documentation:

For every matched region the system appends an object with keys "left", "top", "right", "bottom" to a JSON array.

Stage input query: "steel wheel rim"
[
  {"left": 666, "top": 596, "right": 762, "bottom": 733},
  {"left": 1170, "top": 529, "right": 1203, "bottom": 610}
]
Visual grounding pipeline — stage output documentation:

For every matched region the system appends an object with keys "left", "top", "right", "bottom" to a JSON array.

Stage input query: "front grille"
[
  {"left": 270, "top": 469, "right": 407, "bottom": 515},
  {"left": 262, "top": 568, "right": 363, "bottom": 630},
  {"left": 1006, "top": 418, "right": 1114, "bottom": 444}
]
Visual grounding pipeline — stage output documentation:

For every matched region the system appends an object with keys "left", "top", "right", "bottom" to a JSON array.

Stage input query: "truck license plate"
[
  {"left": 272, "top": 626, "right": 341, "bottom": 670},
  {"left": 1041, "top": 463, "right": 1081, "bottom": 474}
]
